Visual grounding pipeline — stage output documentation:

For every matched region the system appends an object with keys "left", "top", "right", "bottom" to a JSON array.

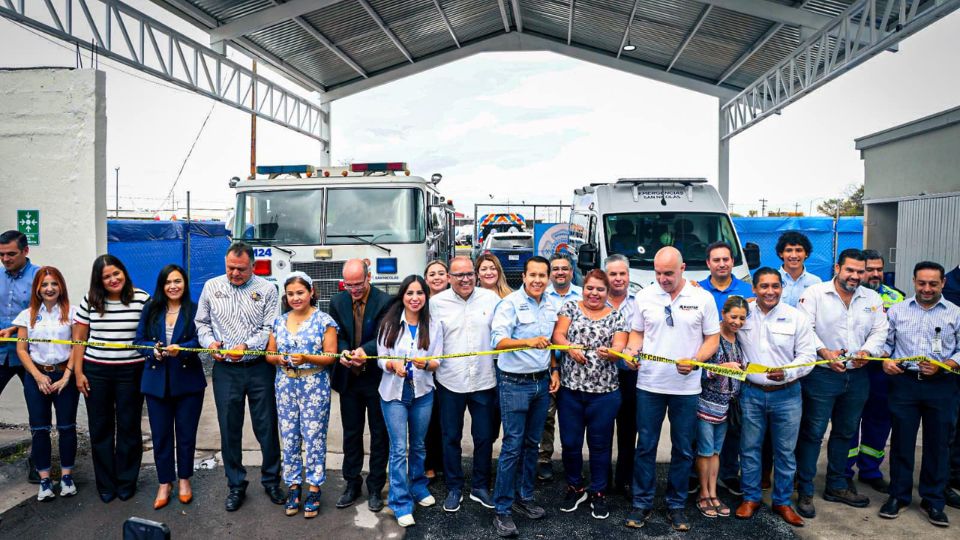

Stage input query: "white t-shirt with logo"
[{"left": 631, "top": 281, "right": 720, "bottom": 395}]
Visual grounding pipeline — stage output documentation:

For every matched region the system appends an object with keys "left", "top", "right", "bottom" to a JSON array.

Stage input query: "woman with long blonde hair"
[{"left": 475, "top": 254, "right": 512, "bottom": 299}]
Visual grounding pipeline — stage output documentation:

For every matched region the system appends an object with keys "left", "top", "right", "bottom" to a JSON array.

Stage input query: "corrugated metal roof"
[{"left": 155, "top": 0, "right": 863, "bottom": 95}]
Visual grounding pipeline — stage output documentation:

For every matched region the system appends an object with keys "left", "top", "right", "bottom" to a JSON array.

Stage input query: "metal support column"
[{"left": 718, "top": 100, "right": 730, "bottom": 205}]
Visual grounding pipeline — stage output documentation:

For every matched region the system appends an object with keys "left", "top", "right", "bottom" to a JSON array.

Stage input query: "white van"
[{"left": 570, "top": 178, "right": 759, "bottom": 291}]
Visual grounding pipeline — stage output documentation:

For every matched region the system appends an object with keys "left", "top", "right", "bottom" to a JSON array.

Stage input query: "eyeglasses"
[
  {"left": 449, "top": 272, "right": 476, "bottom": 281},
  {"left": 342, "top": 282, "right": 366, "bottom": 291},
  {"left": 664, "top": 305, "right": 674, "bottom": 327}
]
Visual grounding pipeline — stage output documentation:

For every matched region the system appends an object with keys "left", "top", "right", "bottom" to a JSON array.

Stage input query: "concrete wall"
[
  {"left": 862, "top": 121, "right": 960, "bottom": 201},
  {"left": 0, "top": 68, "right": 107, "bottom": 298},
  {"left": 863, "top": 202, "right": 898, "bottom": 271}
]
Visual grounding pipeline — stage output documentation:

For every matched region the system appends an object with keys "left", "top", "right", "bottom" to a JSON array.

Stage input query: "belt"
[
  {"left": 745, "top": 379, "right": 798, "bottom": 392},
  {"left": 223, "top": 357, "right": 263, "bottom": 367},
  {"left": 38, "top": 363, "right": 67, "bottom": 373},
  {"left": 500, "top": 370, "right": 549, "bottom": 381},
  {"left": 284, "top": 367, "right": 323, "bottom": 378},
  {"left": 899, "top": 369, "right": 948, "bottom": 382}
]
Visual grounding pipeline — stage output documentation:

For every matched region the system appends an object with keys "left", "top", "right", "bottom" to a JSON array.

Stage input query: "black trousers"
[
  {"left": 425, "top": 393, "right": 444, "bottom": 473},
  {"left": 212, "top": 360, "right": 281, "bottom": 489},
  {"left": 951, "top": 378, "right": 960, "bottom": 485},
  {"left": 84, "top": 362, "right": 144, "bottom": 496},
  {"left": 146, "top": 390, "right": 204, "bottom": 484},
  {"left": 614, "top": 369, "right": 638, "bottom": 490},
  {"left": 888, "top": 373, "right": 959, "bottom": 511},
  {"left": 0, "top": 361, "right": 25, "bottom": 394},
  {"left": 339, "top": 382, "right": 388, "bottom": 494}
]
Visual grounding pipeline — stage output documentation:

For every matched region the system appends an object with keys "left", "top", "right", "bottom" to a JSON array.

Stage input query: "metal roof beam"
[
  {"left": 616, "top": 0, "right": 641, "bottom": 59},
  {"left": 696, "top": 0, "right": 830, "bottom": 29},
  {"left": 356, "top": 0, "right": 413, "bottom": 62},
  {"left": 209, "top": 0, "right": 343, "bottom": 43},
  {"left": 322, "top": 32, "right": 740, "bottom": 102},
  {"left": 496, "top": 0, "right": 510, "bottom": 32},
  {"left": 291, "top": 13, "right": 368, "bottom": 77},
  {"left": 510, "top": 0, "right": 523, "bottom": 32},
  {"left": 567, "top": 0, "right": 574, "bottom": 45},
  {"left": 432, "top": 0, "right": 460, "bottom": 48},
  {"left": 667, "top": 5, "right": 712, "bottom": 71}
]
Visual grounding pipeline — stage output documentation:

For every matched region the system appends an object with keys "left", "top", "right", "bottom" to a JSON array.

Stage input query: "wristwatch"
[{"left": 550, "top": 366, "right": 560, "bottom": 375}]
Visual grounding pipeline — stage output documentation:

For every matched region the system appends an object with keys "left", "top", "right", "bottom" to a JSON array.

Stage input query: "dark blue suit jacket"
[
  {"left": 328, "top": 286, "right": 391, "bottom": 393},
  {"left": 944, "top": 266, "right": 960, "bottom": 307},
  {"left": 134, "top": 300, "right": 207, "bottom": 398}
]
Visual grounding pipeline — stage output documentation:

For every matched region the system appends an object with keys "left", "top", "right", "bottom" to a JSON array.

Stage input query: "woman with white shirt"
[
  {"left": 375, "top": 275, "right": 443, "bottom": 527},
  {"left": 13, "top": 266, "right": 79, "bottom": 501}
]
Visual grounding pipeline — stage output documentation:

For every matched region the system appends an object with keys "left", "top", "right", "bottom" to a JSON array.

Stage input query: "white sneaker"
[
  {"left": 397, "top": 514, "right": 416, "bottom": 527},
  {"left": 59, "top": 474, "right": 77, "bottom": 497},
  {"left": 417, "top": 494, "right": 436, "bottom": 507},
  {"left": 37, "top": 479, "right": 55, "bottom": 501}
]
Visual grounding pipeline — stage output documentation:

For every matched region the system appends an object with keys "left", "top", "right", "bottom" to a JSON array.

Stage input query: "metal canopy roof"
[{"left": 153, "top": 0, "right": 862, "bottom": 102}]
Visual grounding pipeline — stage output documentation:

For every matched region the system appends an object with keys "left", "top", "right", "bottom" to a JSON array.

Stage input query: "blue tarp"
[
  {"left": 107, "top": 220, "right": 231, "bottom": 302},
  {"left": 733, "top": 217, "right": 864, "bottom": 281}
]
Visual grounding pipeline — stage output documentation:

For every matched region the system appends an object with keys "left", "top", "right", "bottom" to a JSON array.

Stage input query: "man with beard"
[
  {"left": 794, "top": 249, "right": 888, "bottom": 519},
  {"left": 845, "top": 250, "right": 903, "bottom": 494}
]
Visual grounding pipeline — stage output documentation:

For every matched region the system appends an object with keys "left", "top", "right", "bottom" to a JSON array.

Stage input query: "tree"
[{"left": 817, "top": 184, "right": 864, "bottom": 216}]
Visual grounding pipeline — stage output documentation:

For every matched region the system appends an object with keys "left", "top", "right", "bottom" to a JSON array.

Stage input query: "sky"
[{"left": 2, "top": 2, "right": 959, "bottom": 219}]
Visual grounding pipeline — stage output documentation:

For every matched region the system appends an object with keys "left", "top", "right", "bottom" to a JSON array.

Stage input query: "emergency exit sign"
[{"left": 17, "top": 210, "right": 39, "bottom": 246}]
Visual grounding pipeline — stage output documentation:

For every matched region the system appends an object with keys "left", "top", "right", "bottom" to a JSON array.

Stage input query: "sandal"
[
  {"left": 712, "top": 497, "right": 730, "bottom": 517},
  {"left": 285, "top": 485, "right": 301, "bottom": 516},
  {"left": 303, "top": 489, "right": 321, "bottom": 519},
  {"left": 697, "top": 497, "right": 718, "bottom": 518}
]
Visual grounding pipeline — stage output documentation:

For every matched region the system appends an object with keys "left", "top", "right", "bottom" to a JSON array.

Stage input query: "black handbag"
[{"left": 122, "top": 517, "right": 170, "bottom": 540}]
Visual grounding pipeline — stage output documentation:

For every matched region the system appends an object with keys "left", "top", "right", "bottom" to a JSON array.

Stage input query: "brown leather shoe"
[
  {"left": 773, "top": 504, "right": 805, "bottom": 527},
  {"left": 736, "top": 501, "right": 762, "bottom": 519}
]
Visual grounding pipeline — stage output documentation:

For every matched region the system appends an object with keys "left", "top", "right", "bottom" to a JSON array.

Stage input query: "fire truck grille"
[{"left": 291, "top": 260, "right": 345, "bottom": 312}]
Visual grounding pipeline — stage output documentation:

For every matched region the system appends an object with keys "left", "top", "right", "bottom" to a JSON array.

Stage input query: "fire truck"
[{"left": 229, "top": 162, "right": 456, "bottom": 309}]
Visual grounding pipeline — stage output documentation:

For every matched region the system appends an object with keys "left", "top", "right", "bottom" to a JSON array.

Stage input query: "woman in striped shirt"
[{"left": 72, "top": 254, "right": 150, "bottom": 503}]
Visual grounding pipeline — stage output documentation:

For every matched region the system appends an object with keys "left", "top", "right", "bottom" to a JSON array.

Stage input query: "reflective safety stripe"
[
  {"left": 848, "top": 447, "right": 859, "bottom": 458},
  {"left": 859, "top": 445, "right": 885, "bottom": 459}
]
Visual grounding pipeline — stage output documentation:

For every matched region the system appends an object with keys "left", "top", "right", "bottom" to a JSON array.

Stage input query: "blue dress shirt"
[
  {"left": 491, "top": 288, "right": 558, "bottom": 374},
  {"left": 1, "top": 259, "right": 40, "bottom": 367}
]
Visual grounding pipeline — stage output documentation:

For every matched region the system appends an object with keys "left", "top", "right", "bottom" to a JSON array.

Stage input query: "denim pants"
[
  {"left": 740, "top": 383, "right": 802, "bottom": 506},
  {"left": 796, "top": 367, "right": 869, "bottom": 496},
  {"left": 275, "top": 370, "right": 332, "bottom": 486},
  {"left": 718, "top": 398, "right": 741, "bottom": 480},
  {"left": 557, "top": 387, "right": 620, "bottom": 493},
  {"left": 437, "top": 382, "right": 497, "bottom": 491},
  {"left": 22, "top": 367, "right": 80, "bottom": 472},
  {"left": 493, "top": 371, "right": 551, "bottom": 514},
  {"left": 632, "top": 389, "right": 697, "bottom": 510},
  {"left": 888, "top": 374, "right": 959, "bottom": 511},
  {"left": 381, "top": 383, "right": 433, "bottom": 517},
  {"left": 846, "top": 363, "right": 891, "bottom": 480}
]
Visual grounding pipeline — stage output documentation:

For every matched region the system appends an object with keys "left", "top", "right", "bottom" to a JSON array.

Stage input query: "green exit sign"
[{"left": 17, "top": 210, "right": 39, "bottom": 246}]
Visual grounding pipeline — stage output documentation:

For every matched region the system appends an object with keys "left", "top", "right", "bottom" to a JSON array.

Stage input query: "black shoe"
[
  {"left": 494, "top": 514, "right": 519, "bottom": 538},
  {"left": 879, "top": 497, "right": 907, "bottom": 519},
  {"left": 537, "top": 462, "right": 553, "bottom": 481},
  {"left": 823, "top": 487, "right": 870, "bottom": 508},
  {"left": 265, "top": 485, "right": 285, "bottom": 505},
  {"left": 945, "top": 488, "right": 960, "bottom": 510},
  {"left": 719, "top": 477, "right": 743, "bottom": 497},
  {"left": 861, "top": 476, "right": 889, "bottom": 494},
  {"left": 668, "top": 508, "right": 691, "bottom": 532},
  {"left": 512, "top": 498, "right": 546, "bottom": 520},
  {"left": 560, "top": 486, "right": 587, "bottom": 513},
  {"left": 336, "top": 486, "right": 361, "bottom": 509},
  {"left": 951, "top": 478, "right": 960, "bottom": 492},
  {"left": 590, "top": 492, "right": 609, "bottom": 520},
  {"left": 368, "top": 493, "right": 384, "bottom": 512},
  {"left": 920, "top": 499, "right": 949, "bottom": 527},
  {"left": 117, "top": 488, "right": 136, "bottom": 501},
  {"left": 225, "top": 488, "right": 246, "bottom": 512},
  {"left": 27, "top": 457, "right": 41, "bottom": 485},
  {"left": 797, "top": 494, "right": 816, "bottom": 519},
  {"left": 688, "top": 476, "right": 699, "bottom": 494},
  {"left": 99, "top": 491, "right": 117, "bottom": 504},
  {"left": 624, "top": 507, "right": 652, "bottom": 528}
]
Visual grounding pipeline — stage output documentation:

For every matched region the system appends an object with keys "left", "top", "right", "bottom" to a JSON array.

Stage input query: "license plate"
[{"left": 508, "top": 254, "right": 520, "bottom": 261}]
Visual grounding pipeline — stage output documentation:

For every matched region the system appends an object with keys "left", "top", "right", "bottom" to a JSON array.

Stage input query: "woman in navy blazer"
[{"left": 134, "top": 264, "right": 206, "bottom": 510}]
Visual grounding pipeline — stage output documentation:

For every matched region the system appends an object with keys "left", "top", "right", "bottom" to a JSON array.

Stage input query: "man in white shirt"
[
  {"left": 795, "top": 249, "right": 888, "bottom": 518},
  {"left": 430, "top": 256, "right": 500, "bottom": 513},
  {"left": 538, "top": 254, "right": 582, "bottom": 481},
  {"left": 604, "top": 254, "right": 638, "bottom": 497},
  {"left": 734, "top": 267, "right": 817, "bottom": 528},
  {"left": 623, "top": 247, "right": 719, "bottom": 532}
]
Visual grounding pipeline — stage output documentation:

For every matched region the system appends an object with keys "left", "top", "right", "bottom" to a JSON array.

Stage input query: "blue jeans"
[
  {"left": 632, "top": 389, "right": 697, "bottom": 510},
  {"left": 437, "top": 382, "right": 497, "bottom": 491},
  {"left": 740, "top": 383, "right": 802, "bottom": 506},
  {"left": 557, "top": 387, "right": 620, "bottom": 493},
  {"left": 796, "top": 367, "right": 869, "bottom": 496},
  {"left": 493, "top": 371, "right": 551, "bottom": 514},
  {"left": 381, "top": 383, "right": 433, "bottom": 517},
  {"left": 22, "top": 367, "right": 80, "bottom": 472}
]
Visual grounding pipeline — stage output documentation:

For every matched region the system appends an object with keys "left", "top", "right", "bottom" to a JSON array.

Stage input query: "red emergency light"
[
  {"left": 253, "top": 259, "right": 272, "bottom": 276},
  {"left": 350, "top": 162, "right": 407, "bottom": 173}
]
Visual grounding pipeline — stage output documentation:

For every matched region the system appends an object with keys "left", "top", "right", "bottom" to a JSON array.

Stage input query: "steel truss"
[
  {"left": 720, "top": 0, "right": 959, "bottom": 140},
  {"left": 0, "top": 0, "right": 330, "bottom": 145}
]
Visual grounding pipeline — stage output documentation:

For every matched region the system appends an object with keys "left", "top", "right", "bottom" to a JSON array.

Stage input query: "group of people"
[{"left": 2, "top": 227, "right": 960, "bottom": 537}]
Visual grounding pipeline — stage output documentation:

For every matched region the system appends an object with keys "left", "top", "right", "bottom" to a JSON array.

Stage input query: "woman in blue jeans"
[
  {"left": 550, "top": 270, "right": 628, "bottom": 519},
  {"left": 695, "top": 296, "right": 748, "bottom": 518},
  {"left": 375, "top": 275, "right": 444, "bottom": 527},
  {"left": 14, "top": 266, "right": 79, "bottom": 501}
]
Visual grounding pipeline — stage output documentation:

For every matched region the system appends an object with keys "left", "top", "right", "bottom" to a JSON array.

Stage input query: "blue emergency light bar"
[
  {"left": 257, "top": 165, "right": 315, "bottom": 175},
  {"left": 351, "top": 162, "right": 406, "bottom": 173}
]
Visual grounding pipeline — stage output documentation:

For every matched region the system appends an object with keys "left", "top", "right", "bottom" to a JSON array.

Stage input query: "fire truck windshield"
[
  {"left": 325, "top": 187, "right": 425, "bottom": 245},
  {"left": 237, "top": 189, "right": 324, "bottom": 244}
]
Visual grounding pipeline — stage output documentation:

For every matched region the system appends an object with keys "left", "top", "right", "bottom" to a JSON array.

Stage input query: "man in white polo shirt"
[{"left": 623, "top": 247, "right": 720, "bottom": 532}]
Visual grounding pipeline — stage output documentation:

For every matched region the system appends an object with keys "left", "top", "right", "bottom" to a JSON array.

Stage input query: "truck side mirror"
[
  {"left": 744, "top": 242, "right": 761, "bottom": 270},
  {"left": 577, "top": 243, "right": 598, "bottom": 273}
]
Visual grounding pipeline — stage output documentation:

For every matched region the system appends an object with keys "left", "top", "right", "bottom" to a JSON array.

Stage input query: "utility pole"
[
  {"left": 759, "top": 198, "right": 768, "bottom": 217},
  {"left": 794, "top": 202, "right": 801, "bottom": 215},
  {"left": 114, "top": 167, "right": 120, "bottom": 217},
  {"left": 249, "top": 59, "right": 257, "bottom": 179}
]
